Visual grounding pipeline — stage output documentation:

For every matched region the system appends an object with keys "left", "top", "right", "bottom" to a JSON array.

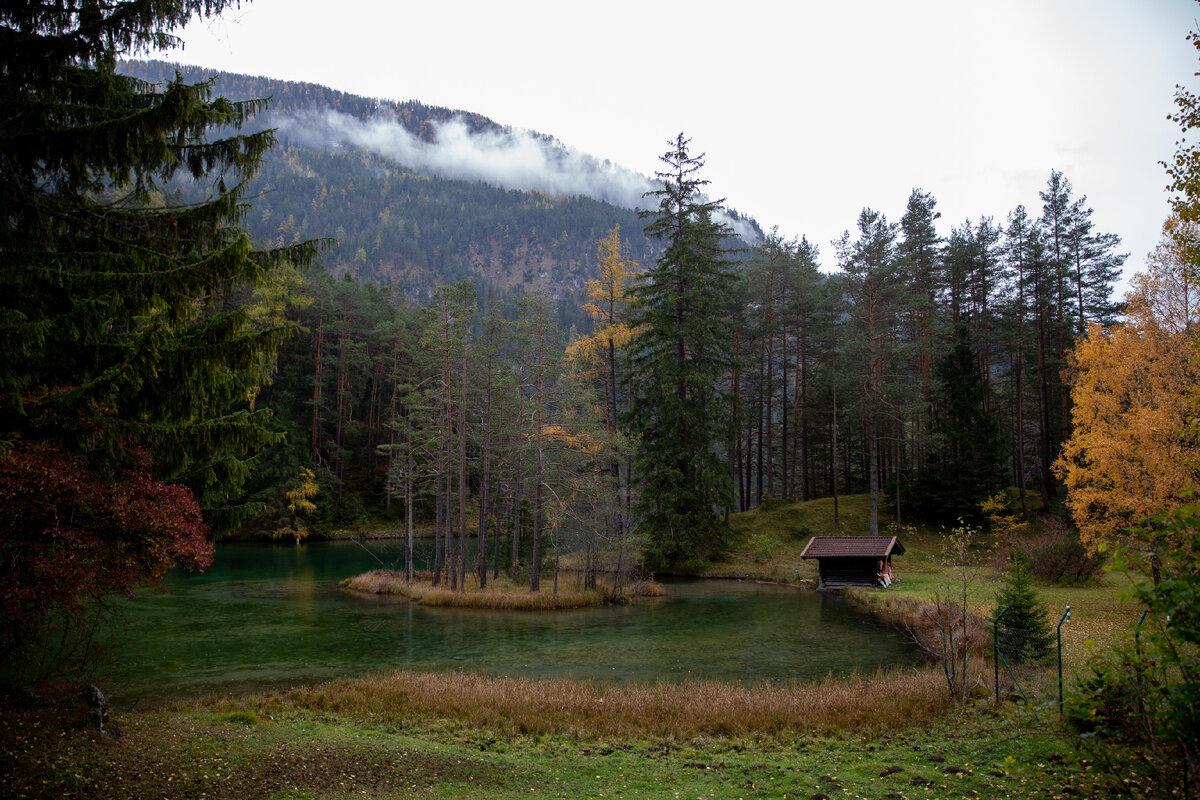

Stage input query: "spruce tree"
[
  {"left": 907, "top": 326, "right": 1005, "bottom": 523},
  {"left": 0, "top": 2, "right": 316, "bottom": 667},
  {"left": 627, "top": 134, "right": 738, "bottom": 570},
  {"left": 992, "top": 549, "right": 1055, "bottom": 664}
]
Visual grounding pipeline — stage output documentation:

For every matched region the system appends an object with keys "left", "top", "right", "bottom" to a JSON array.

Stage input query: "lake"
[{"left": 96, "top": 540, "right": 924, "bottom": 706}]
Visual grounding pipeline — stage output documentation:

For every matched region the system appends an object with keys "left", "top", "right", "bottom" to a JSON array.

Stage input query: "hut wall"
[{"left": 818, "top": 557, "right": 880, "bottom": 588}]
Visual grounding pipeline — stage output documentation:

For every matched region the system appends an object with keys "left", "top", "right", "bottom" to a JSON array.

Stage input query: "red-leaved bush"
[{"left": 0, "top": 441, "right": 213, "bottom": 665}]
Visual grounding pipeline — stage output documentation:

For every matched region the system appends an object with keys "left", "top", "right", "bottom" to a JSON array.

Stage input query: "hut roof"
[{"left": 800, "top": 535, "right": 905, "bottom": 559}]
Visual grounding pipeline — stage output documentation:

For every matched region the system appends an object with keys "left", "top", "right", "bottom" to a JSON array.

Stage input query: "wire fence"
[
  {"left": 992, "top": 604, "right": 1079, "bottom": 717},
  {"left": 989, "top": 602, "right": 1170, "bottom": 722}
]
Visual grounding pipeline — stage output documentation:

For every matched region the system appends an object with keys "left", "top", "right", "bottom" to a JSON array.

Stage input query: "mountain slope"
[{"left": 118, "top": 60, "right": 760, "bottom": 309}]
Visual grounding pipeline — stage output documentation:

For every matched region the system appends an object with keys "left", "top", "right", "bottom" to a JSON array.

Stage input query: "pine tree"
[
  {"left": 835, "top": 208, "right": 905, "bottom": 535},
  {"left": 0, "top": 2, "right": 317, "bottom": 667},
  {"left": 999, "top": 205, "right": 1041, "bottom": 515},
  {"left": 898, "top": 188, "right": 943, "bottom": 411},
  {"left": 784, "top": 237, "right": 830, "bottom": 503},
  {"left": 627, "top": 134, "right": 738, "bottom": 570}
]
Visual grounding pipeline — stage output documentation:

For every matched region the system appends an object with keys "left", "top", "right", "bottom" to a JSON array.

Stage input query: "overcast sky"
[{"left": 158, "top": 0, "right": 1200, "bottom": 287}]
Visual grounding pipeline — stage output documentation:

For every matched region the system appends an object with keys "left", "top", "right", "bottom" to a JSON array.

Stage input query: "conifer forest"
[{"left": 225, "top": 119, "right": 1129, "bottom": 581}]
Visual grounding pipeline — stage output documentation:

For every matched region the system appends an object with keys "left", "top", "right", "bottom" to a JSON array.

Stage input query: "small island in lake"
[{"left": 342, "top": 570, "right": 664, "bottom": 610}]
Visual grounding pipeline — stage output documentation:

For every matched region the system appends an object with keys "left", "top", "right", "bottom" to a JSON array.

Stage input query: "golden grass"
[
  {"left": 341, "top": 570, "right": 660, "bottom": 611},
  {"left": 630, "top": 579, "right": 665, "bottom": 598},
  {"left": 850, "top": 590, "right": 992, "bottom": 662},
  {"left": 212, "top": 665, "right": 956, "bottom": 739}
]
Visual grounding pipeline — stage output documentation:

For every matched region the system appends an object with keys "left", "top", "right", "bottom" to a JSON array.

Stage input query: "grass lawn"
[{"left": 3, "top": 695, "right": 1097, "bottom": 800}]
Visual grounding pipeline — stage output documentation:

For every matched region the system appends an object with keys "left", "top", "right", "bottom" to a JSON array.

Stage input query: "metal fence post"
[
  {"left": 995, "top": 606, "right": 1008, "bottom": 703},
  {"left": 1057, "top": 605, "right": 1071, "bottom": 716}
]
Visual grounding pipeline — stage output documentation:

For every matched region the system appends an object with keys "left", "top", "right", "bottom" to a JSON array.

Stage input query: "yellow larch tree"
[
  {"left": 274, "top": 467, "right": 320, "bottom": 545},
  {"left": 564, "top": 225, "right": 639, "bottom": 431},
  {"left": 1055, "top": 217, "right": 1200, "bottom": 579},
  {"left": 562, "top": 226, "right": 641, "bottom": 591}
]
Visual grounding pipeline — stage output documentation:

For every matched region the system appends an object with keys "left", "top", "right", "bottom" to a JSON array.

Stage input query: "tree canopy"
[
  {"left": 1055, "top": 219, "right": 1200, "bottom": 580},
  {"left": 0, "top": 0, "right": 316, "bottom": 670}
]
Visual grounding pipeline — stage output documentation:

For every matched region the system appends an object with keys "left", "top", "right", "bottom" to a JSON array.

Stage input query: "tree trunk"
[
  {"left": 831, "top": 377, "right": 840, "bottom": 530},
  {"left": 405, "top": 461, "right": 414, "bottom": 582},
  {"left": 458, "top": 345, "right": 468, "bottom": 592},
  {"left": 311, "top": 317, "right": 325, "bottom": 468}
]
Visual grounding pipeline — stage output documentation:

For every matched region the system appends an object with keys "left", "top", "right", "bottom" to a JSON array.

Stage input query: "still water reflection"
[{"left": 98, "top": 540, "right": 923, "bottom": 706}]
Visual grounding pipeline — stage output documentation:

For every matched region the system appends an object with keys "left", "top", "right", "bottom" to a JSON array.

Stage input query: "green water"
[{"left": 97, "top": 540, "right": 923, "bottom": 706}]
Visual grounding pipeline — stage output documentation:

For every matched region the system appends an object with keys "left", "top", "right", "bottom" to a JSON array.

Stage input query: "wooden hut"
[{"left": 800, "top": 536, "right": 905, "bottom": 589}]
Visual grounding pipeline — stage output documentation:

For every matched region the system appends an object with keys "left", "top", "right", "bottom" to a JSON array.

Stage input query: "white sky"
[{"left": 158, "top": 0, "right": 1200, "bottom": 285}]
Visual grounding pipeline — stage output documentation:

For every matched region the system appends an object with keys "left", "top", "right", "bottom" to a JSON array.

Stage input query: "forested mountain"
[{"left": 117, "top": 60, "right": 761, "bottom": 329}]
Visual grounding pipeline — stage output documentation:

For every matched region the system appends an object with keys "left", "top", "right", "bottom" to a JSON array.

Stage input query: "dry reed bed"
[
  {"left": 847, "top": 589, "right": 992, "bottom": 661},
  {"left": 342, "top": 570, "right": 661, "bottom": 610},
  {"left": 218, "top": 667, "right": 955, "bottom": 739}
]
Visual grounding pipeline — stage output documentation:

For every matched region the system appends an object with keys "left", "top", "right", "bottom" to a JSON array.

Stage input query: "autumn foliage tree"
[
  {"left": 0, "top": 1, "right": 315, "bottom": 673},
  {"left": 1055, "top": 218, "right": 1200, "bottom": 581},
  {"left": 274, "top": 468, "right": 320, "bottom": 544},
  {"left": 563, "top": 225, "right": 639, "bottom": 578}
]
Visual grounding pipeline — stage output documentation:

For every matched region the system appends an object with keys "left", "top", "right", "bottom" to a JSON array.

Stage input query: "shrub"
[
  {"left": 1065, "top": 501, "right": 1200, "bottom": 799},
  {"left": 749, "top": 532, "right": 773, "bottom": 562},
  {"left": 757, "top": 496, "right": 789, "bottom": 511},
  {"left": 1068, "top": 640, "right": 1199, "bottom": 798},
  {"left": 1026, "top": 523, "right": 1106, "bottom": 583},
  {"left": 927, "top": 520, "right": 994, "bottom": 701},
  {"left": 510, "top": 556, "right": 556, "bottom": 587}
]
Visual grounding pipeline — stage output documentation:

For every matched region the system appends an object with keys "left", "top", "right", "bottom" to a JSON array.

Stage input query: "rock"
[
  {"left": 81, "top": 684, "right": 119, "bottom": 739},
  {"left": 83, "top": 684, "right": 105, "bottom": 709}
]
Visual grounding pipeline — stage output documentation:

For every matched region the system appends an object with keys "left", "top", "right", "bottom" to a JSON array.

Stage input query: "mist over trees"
[{"left": 115, "top": 61, "right": 763, "bottom": 326}]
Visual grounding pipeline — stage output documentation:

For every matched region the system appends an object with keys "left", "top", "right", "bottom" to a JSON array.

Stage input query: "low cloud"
[
  {"left": 272, "top": 109, "right": 759, "bottom": 243},
  {"left": 273, "top": 110, "right": 655, "bottom": 208}
]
